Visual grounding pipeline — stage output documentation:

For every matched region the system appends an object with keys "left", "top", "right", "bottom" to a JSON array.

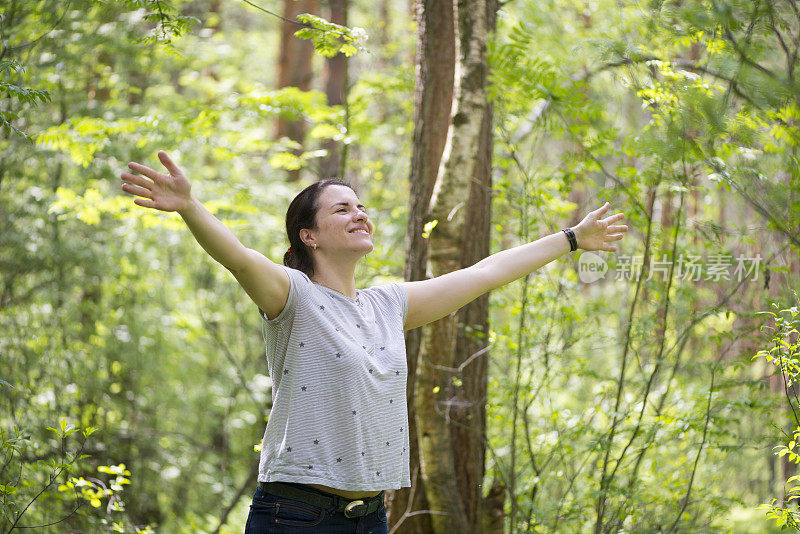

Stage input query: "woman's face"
[{"left": 302, "top": 185, "right": 373, "bottom": 256}]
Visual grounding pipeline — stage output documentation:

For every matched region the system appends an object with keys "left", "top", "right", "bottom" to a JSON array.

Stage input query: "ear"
[{"left": 299, "top": 228, "right": 316, "bottom": 247}]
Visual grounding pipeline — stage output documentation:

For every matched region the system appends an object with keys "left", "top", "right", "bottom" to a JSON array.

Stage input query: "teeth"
[{"left": 352, "top": 229, "right": 368, "bottom": 234}]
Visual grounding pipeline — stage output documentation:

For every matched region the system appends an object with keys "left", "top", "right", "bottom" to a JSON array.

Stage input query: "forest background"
[{"left": 2, "top": 0, "right": 800, "bottom": 532}]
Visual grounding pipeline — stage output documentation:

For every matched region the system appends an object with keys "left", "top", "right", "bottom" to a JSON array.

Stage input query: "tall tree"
[
  {"left": 276, "top": 0, "right": 319, "bottom": 181},
  {"left": 319, "top": 0, "right": 348, "bottom": 179},
  {"left": 389, "top": 0, "right": 455, "bottom": 530},
  {"left": 403, "top": 0, "right": 498, "bottom": 531}
]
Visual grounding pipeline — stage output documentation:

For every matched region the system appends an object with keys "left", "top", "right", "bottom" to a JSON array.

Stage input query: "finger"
[
  {"left": 607, "top": 225, "right": 628, "bottom": 233},
  {"left": 604, "top": 233, "right": 625, "bottom": 241},
  {"left": 157, "top": 150, "right": 181, "bottom": 175},
  {"left": 120, "top": 172, "right": 153, "bottom": 190},
  {"left": 133, "top": 198, "right": 157, "bottom": 209},
  {"left": 592, "top": 202, "right": 610, "bottom": 216},
  {"left": 601, "top": 213, "right": 625, "bottom": 224},
  {"left": 128, "top": 161, "right": 162, "bottom": 181},
  {"left": 121, "top": 182, "right": 153, "bottom": 199},
  {"left": 603, "top": 244, "right": 618, "bottom": 252}
]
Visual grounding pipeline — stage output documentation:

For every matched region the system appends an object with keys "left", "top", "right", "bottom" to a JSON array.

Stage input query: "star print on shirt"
[
  {"left": 380, "top": 346, "right": 385, "bottom": 351},
  {"left": 319, "top": 305, "right": 325, "bottom": 310},
  {"left": 376, "top": 471, "right": 381, "bottom": 476},
  {"left": 352, "top": 410, "right": 357, "bottom": 415},
  {"left": 286, "top": 447, "right": 292, "bottom": 452},
  {"left": 313, "top": 439, "right": 319, "bottom": 445},
  {"left": 301, "top": 386, "right": 307, "bottom": 391},
  {"left": 299, "top": 342, "right": 305, "bottom": 347},
  {"left": 369, "top": 369, "right": 374, "bottom": 374},
  {"left": 283, "top": 369, "right": 289, "bottom": 375},
  {"left": 386, "top": 441, "right": 390, "bottom": 446},
  {"left": 336, "top": 457, "right": 342, "bottom": 463},
  {"left": 361, "top": 451, "right": 366, "bottom": 457},
  {"left": 389, "top": 399, "right": 393, "bottom": 404},
  {"left": 396, "top": 371, "right": 400, "bottom": 376},
  {"left": 336, "top": 352, "right": 341, "bottom": 358},
  {"left": 356, "top": 324, "right": 361, "bottom": 328}
]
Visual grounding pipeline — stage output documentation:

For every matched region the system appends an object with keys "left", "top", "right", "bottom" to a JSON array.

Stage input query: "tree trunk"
[
  {"left": 415, "top": 0, "right": 496, "bottom": 531},
  {"left": 276, "top": 0, "right": 318, "bottom": 181},
  {"left": 319, "top": 0, "right": 348, "bottom": 179},
  {"left": 449, "top": 72, "right": 494, "bottom": 529},
  {"left": 388, "top": 0, "right": 455, "bottom": 531}
]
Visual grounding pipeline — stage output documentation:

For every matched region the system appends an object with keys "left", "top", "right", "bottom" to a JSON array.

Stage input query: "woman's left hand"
[{"left": 573, "top": 202, "right": 628, "bottom": 252}]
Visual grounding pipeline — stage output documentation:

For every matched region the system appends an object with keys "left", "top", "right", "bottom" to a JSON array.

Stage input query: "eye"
[{"left": 337, "top": 208, "right": 347, "bottom": 213}]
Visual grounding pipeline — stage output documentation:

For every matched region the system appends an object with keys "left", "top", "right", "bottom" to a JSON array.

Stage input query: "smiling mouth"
[{"left": 349, "top": 229, "right": 370, "bottom": 235}]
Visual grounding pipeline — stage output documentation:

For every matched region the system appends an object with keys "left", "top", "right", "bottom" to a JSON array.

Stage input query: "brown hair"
[{"left": 284, "top": 178, "right": 356, "bottom": 276}]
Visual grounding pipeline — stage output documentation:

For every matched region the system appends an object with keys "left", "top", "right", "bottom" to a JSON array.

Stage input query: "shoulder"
[
  {"left": 362, "top": 281, "right": 408, "bottom": 322},
  {"left": 284, "top": 265, "right": 312, "bottom": 287},
  {"left": 259, "top": 266, "right": 314, "bottom": 323}
]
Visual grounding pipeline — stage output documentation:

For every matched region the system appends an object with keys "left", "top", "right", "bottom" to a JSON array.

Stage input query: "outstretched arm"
[
  {"left": 401, "top": 203, "right": 628, "bottom": 331},
  {"left": 121, "top": 151, "right": 253, "bottom": 272},
  {"left": 120, "top": 151, "right": 290, "bottom": 319}
]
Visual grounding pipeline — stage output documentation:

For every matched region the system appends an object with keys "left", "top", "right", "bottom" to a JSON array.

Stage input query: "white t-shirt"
[{"left": 257, "top": 265, "right": 411, "bottom": 491}]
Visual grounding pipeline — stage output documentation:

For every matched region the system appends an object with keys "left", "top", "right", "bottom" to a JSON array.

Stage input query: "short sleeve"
[
  {"left": 393, "top": 283, "right": 408, "bottom": 325},
  {"left": 366, "top": 282, "right": 408, "bottom": 326},
  {"left": 258, "top": 266, "right": 311, "bottom": 324}
]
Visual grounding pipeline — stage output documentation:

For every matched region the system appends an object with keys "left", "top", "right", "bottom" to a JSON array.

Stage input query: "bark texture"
[
  {"left": 276, "top": 0, "right": 318, "bottom": 181},
  {"left": 415, "top": 0, "right": 497, "bottom": 532},
  {"left": 320, "top": 0, "right": 348, "bottom": 179},
  {"left": 388, "top": 0, "right": 455, "bottom": 531}
]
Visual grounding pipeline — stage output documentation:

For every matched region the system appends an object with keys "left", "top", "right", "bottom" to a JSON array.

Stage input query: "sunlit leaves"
[
  {"left": 268, "top": 149, "right": 327, "bottom": 171},
  {"left": 294, "top": 14, "right": 368, "bottom": 57},
  {"left": 113, "top": 0, "right": 200, "bottom": 52},
  {"left": 0, "top": 59, "right": 51, "bottom": 142}
]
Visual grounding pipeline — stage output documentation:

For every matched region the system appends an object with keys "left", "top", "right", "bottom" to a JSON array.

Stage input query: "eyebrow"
[{"left": 331, "top": 201, "right": 367, "bottom": 211}]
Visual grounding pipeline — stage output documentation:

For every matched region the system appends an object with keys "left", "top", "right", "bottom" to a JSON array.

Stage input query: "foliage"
[
  {"left": 485, "top": 0, "right": 800, "bottom": 531},
  {"left": 0, "top": 419, "right": 148, "bottom": 532},
  {"left": 1, "top": 0, "right": 798, "bottom": 532},
  {"left": 0, "top": 60, "right": 51, "bottom": 142},
  {"left": 757, "top": 300, "right": 800, "bottom": 530},
  {"left": 1, "top": 0, "right": 409, "bottom": 531},
  {"left": 294, "top": 13, "right": 369, "bottom": 57}
]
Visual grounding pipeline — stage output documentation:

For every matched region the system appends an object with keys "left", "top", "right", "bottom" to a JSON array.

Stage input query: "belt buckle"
[{"left": 343, "top": 499, "right": 366, "bottom": 518}]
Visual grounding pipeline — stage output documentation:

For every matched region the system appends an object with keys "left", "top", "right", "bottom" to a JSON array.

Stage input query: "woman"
[{"left": 120, "top": 151, "right": 628, "bottom": 533}]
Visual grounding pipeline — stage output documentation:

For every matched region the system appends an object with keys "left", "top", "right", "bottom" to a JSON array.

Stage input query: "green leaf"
[
  {"left": 422, "top": 219, "right": 438, "bottom": 239},
  {"left": 268, "top": 152, "right": 303, "bottom": 171}
]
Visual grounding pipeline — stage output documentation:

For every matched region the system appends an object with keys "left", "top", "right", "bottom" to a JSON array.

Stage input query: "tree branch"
[
  {"left": 767, "top": 8, "right": 793, "bottom": 81},
  {"left": 722, "top": 25, "right": 780, "bottom": 82},
  {"left": 4, "top": 0, "right": 71, "bottom": 55},
  {"left": 239, "top": 0, "right": 310, "bottom": 27},
  {"left": 593, "top": 180, "right": 657, "bottom": 534},
  {"left": 210, "top": 461, "right": 258, "bottom": 534},
  {"left": 667, "top": 368, "right": 715, "bottom": 533}
]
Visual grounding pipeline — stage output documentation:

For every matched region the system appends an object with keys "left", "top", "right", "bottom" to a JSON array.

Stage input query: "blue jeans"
[{"left": 244, "top": 484, "right": 389, "bottom": 534}]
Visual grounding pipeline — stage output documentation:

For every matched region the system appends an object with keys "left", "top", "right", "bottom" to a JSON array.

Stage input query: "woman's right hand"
[{"left": 121, "top": 151, "right": 192, "bottom": 213}]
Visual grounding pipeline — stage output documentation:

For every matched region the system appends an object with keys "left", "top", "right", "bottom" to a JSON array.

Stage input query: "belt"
[{"left": 258, "top": 482, "right": 384, "bottom": 519}]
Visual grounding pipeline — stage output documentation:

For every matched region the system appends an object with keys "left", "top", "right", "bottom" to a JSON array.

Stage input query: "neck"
[{"left": 310, "top": 254, "right": 359, "bottom": 298}]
